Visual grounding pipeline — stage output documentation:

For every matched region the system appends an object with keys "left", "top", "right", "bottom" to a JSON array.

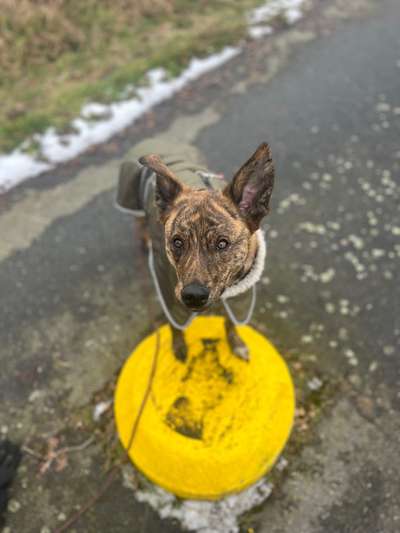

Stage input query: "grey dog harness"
[{"left": 116, "top": 150, "right": 264, "bottom": 329}]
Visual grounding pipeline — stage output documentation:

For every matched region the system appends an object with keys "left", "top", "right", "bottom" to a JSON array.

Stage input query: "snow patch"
[
  {"left": 0, "top": 151, "right": 51, "bottom": 192},
  {"left": 135, "top": 478, "right": 272, "bottom": 533},
  {"left": 0, "top": 47, "right": 239, "bottom": 193},
  {"left": 248, "top": 0, "right": 307, "bottom": 39},
  {"left": 0, "top": 0, "right": 309, "bottom": 193},
  {"left": 248, "top": 25, "right": 273, "bottom": 39}
]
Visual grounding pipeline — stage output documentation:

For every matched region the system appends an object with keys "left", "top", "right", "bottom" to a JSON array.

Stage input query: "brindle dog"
[{"left": 138, "top": 143, "right": 274, "bottom": 362}]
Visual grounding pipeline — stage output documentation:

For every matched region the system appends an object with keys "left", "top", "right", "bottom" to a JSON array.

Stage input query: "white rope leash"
[
  {"left": 148, "top": 240, "right": 196, "bottom": 331},
  {"left": 222, "top": 285, "right": 257, "bottom": 327}
]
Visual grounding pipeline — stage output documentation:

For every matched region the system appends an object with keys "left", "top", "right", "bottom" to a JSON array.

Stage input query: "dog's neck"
[{"left": 221, "top": 229, "right": 266, "bottom": 299}]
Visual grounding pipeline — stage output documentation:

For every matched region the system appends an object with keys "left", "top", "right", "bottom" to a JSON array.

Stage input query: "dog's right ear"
[
  {"left": 139, "top": 154, "right": 183, "bottom": 219},
  {"left": 223, "top": 143, "right": 274, "bottom": 232}
]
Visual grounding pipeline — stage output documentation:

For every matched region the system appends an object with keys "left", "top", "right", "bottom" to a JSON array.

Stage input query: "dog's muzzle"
[{"left": 181, "top": 283, "right": 209, "bottom": 310}]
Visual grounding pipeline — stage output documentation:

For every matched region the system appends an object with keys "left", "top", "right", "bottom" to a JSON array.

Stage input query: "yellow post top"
[{"left": 115, "top": 316, "right": 295, "bottom": 500}]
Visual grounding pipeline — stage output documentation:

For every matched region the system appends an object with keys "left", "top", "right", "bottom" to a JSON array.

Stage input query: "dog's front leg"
[
  {"left": 225, "top": 318, "right": 250, "bottom": 361},
  {"left": 171, "top": 326, "right": 188, "bottom": 363}
]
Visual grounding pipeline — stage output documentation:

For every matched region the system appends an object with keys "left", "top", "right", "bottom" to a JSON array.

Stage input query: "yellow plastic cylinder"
[{"left": 114, "top": 316, "right": 295, "bottom": 499}]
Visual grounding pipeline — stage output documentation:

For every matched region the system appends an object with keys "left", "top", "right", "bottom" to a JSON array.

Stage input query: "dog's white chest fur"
[{"left": 221, "top": 229, "right": 266, "bottom": 299}]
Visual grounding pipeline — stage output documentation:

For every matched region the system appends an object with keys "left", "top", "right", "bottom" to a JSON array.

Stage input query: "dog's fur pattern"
[
  {"left": 138, "top": 143, "right": 275, "bottom": 361},
  {"left": 139, "top": 143, "right": 274, "bottom": 310},
  {"left": 163, "top": 189, "right": 257, "bottom": 306}
]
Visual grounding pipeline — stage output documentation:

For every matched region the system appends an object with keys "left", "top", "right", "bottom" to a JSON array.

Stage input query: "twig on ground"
[{"left": 22, "top": 435, "right": 95, "bottom": 474}]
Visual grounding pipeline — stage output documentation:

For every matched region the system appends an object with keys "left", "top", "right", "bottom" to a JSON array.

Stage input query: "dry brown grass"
[
  {"left": 0, "top": 0, "right": 262, "bottom": 152},
  {"left": 0, "top": 0, "right": 174, "bottom": 79}
]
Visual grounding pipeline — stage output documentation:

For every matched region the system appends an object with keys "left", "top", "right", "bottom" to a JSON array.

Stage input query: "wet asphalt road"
[{"left": 1, "top": 0, "right": 399, "bottom": 531}]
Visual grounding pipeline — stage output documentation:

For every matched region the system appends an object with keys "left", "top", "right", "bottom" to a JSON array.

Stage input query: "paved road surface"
[{"left": 1, "top": 0, "right": 399, "bottom": 531}]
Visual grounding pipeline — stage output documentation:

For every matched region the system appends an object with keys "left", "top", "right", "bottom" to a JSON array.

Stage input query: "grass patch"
[{"left": 0, "top": 0, "right": 265, "bottom": 153}]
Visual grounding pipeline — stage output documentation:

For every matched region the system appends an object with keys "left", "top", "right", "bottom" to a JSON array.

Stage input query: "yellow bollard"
[{"left": 115, "top": 316, "right": 295, "bottom": 500}]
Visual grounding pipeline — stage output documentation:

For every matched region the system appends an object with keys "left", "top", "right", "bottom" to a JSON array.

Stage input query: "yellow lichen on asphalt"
[{"left": 115, "top": 316, "right": 295, "bottom": 499}]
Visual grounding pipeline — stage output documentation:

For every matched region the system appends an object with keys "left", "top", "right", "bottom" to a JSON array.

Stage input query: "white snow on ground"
[
  {"left": 248, "top": 0, "right": 307, "bottom": 29},
  {"left": 248, "top": 25, "right": 273, "bottom": 39},
  {"left": 0, "top": 151, "right": 51, "bottom": 192},
  {"left": 135, "top": 478, "right": 272, "bottom": 533},
  {"left": 0, "top": 47, "right": 239, "bottom": 193},
  {"left": 0, "top": 0, "right": 308, "bottom": 193}
]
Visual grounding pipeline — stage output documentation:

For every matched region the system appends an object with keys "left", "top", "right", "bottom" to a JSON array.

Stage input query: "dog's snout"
[{"left": 181, "top": 283, "right": 209, "bottom": 309}]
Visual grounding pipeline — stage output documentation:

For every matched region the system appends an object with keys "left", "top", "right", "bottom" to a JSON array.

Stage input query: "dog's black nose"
[{"left": 181, "top": 283, "right": 209, "bottom": 309}]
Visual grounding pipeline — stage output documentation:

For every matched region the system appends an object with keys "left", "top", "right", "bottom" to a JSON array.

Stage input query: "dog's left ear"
[
  {"left": 224, "top": 143, "right": 274, "bottom": 232},
  {"left": 139, "top": 154, "right": 184, "bottom": 219}
]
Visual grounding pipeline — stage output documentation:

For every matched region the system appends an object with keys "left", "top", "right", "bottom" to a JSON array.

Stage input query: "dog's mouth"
[
  {"left": 184, "top": 302, "right": 209, "bottom": 313},
  {"left": 181, "top": 297, "right": 214, "bottom": 313}
]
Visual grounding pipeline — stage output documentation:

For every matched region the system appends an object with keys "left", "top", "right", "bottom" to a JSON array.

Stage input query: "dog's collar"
[{"left": 221, "top": 229, "right": 266, "bottom": 300}]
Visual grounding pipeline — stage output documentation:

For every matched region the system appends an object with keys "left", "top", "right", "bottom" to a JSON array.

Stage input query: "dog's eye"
[
  {"left": 172, "top": 237, "right": 184, "bottom": 249},
  {"left": 216, "top": 238, "right": 229, "bottom": 251}
]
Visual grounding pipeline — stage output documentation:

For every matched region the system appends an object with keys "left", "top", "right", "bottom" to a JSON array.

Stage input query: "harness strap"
[
  {"left": 222, "top": 285, "right": 257, "bottom": 326},
  {"left": 148, "top": 240, "right": 196, "bottom": 331}
]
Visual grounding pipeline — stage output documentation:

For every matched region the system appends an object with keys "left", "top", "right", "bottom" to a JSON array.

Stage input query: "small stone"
[
  {"left": 383, "top": 346, "right": 395, "bottom": 356},
  {"left": 371, "top": 249, "right": 385, "bottom": 259},
  {"left": 376, "top": 102, "right": 390, "bottom": 113},
  {"left": 325, "top": 303, "right": 335, "bottom": 314},
  {"left": 348, "top": 235, "right": 364, "bottom": 250},
  {"left": 320, "top": 269, "right": 335, "bottom": 283},
  {"left": 348, "top": 374, "right": 361, "bottom": 386},
  {"left": 277, "top": 295, "right": 289, "bottom": 304},
  {"left": 276, "top": 456, "right": 289, "bottom": 471},
  {"left": 8, "top": 499, "right": 21, "bottom": 513},
  {"left": 391, "top": 226, "right": 400, "bottom": 236},
  {"left": 369, "top": 361, "right": 378, "bottom": 372},
  {"left": 28, "top": 390, "right": 43, "bottom": 403},
  {"left": 308, "top": 377, "right": 323, "bottom": 391},
  {"left": 356, "top": 396, "right": 375, "bottom": 419}
]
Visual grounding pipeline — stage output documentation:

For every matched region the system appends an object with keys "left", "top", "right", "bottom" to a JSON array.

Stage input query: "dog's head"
[{"left": 140, "top": 143, "right": 274, "bottom": 311}]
